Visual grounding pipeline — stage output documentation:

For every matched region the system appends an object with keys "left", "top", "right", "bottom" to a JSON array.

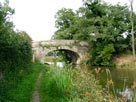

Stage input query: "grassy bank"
[
  {"left": 39, "top": 64, "right": 120, "bottom": 102},
  {"left": 0, "top": 62, "right": 44, "bottom": 102}
]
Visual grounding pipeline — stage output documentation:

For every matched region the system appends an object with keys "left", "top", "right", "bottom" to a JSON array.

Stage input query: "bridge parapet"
[{"left": 32, "top": 40, "right": 88, "bottom": 47}]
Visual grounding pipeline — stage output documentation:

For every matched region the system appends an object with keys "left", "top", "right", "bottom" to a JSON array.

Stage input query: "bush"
[
  {"left": 90, "top": 43, "right": 115, "bottom": 67},
  {"left": 0, "top": 1, "right": 32, "bottom": 73}
]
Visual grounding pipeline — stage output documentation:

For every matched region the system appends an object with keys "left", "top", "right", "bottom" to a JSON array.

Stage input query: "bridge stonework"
[{"left": 32, "top": 40, "right": 89, "bottom": 64}]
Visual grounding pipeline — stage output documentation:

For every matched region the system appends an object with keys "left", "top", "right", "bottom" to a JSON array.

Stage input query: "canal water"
[{"left": 98, "top": 68, "right": 136, "bottom": 95}]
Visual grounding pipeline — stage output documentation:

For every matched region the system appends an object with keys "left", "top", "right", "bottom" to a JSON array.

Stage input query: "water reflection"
[
  {"left": 119, "top": 87, "right": 133, "bottom": 101},
  {"left": 98, "top": 68, "right": 136, "bottom": 100},
  {"left": 111, "top": 68, "right": 136, "bottom": 89}
]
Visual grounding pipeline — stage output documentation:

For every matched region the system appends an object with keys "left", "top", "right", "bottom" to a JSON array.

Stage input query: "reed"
[{"left": 40, "top": 65, "right": 73, "bottom": 99}]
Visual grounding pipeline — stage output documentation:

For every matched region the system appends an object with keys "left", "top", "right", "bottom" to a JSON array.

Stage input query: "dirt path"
[{"left": 32, "top": 69, "right": 44, "bottom": 102}]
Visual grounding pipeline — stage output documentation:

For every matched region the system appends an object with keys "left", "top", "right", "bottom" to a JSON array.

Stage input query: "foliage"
[
  {"left": 52, "top": 8, "right": 77, "bottom": 40},
  {"left": 0, "top": 1, "right": 33, "bottom": 101},
  {"left": 0, "top": 1, "right": 32, "bottom": 72},
  {"left": 90, "top": 43, "right": 115, "bottom": 66},
  {"left": 70, "top": 68, "right": 103, "bottom": 102},
  {"left": 40, "top": 64, "right": 121, "bottom": 102},
  {"left": 53, "top": 0, "right": 136, "bottom": 66},
  {"left": 40, "top": 65, "right": 73, "bottom": 102},
  {"left": 18, "top": 31, "right": 32, "bottom": 43}
]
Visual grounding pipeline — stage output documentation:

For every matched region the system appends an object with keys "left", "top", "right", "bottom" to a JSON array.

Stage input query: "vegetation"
[
  {"left": 53, "top": 0, "right": 136, "bottom": 67},
  {"left": 0, "top": 0, "right": 32, "bottom": 74},
  {"left": 40, "top": 64, "right": 123, "bottom": 102},
  {"left": 37, "top": 0, "right": 136, "bottom": 101},
  {"left": 0, "top": 0, "right": 136, "bottom": 102},
  {"left": 0, "top": 1, "right": 36, "bottom": 102},
  {"left": 40, "top": 65, "right": 72, "bottom": 102},
  {"left": 0, "top": 62, "right": 44, "bottom": 102}
]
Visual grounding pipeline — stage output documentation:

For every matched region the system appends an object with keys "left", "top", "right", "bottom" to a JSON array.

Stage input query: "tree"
[
  {"left": 52, "top": 8, "right": 78, "bottom": 40},
  {"left": 18, "top": 31, "right": 32, "bottom": 43},
  {"left": 130, "top": 0, "right": 136, "bottom": 61},
  {"left": 53, "top": 0, "right": 136, "bottom": 66},
  {"left": 0, "top": 0, "right": 32, "bottom": 72}
]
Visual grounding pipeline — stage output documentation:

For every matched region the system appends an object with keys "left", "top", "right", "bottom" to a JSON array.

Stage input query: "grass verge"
[{"left": 0, "top": 61, "right": 45, "bottom": 102}]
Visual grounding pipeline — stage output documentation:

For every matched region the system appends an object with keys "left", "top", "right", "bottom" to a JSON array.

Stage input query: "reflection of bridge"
[{"left": 32, "top": 40, "right": 89, "bottom": 64}]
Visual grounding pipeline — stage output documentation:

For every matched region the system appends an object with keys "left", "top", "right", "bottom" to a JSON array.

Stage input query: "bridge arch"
[
  {"left": 45, "top": 49, "right": 80, "bottom": 64},
  {"left": 32, "top": 40, "right": 89, "bottom": 64}
]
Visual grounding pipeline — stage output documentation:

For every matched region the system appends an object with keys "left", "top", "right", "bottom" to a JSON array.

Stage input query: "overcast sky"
[{"left": 1, "top": 0, "right": 136, "bottom": 41}]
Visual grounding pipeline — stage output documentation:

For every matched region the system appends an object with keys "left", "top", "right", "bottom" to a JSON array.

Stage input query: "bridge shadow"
[{"left": 44, "top": 49, "right": 79, "bottom": 66}]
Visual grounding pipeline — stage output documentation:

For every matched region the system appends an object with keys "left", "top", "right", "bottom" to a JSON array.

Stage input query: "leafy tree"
[
  {"left": 52, "top": 8, "right": 78, "bottom": 40},
  {"left": 0, "top": 1, "right": 32, "bottom": 101},
  {"left": 18, "top": 31, "right": 32, "bottom": 42},
  {"left": 53, "top": 0, "right": 136, "bottom": 66},
  {"left": 0, "top": 0, "right": 32, "bottom": 72}
]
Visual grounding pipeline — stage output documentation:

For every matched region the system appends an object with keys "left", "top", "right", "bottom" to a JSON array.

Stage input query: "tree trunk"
[{"left": 130, "top": 0, "right": 136, "bottom": 61}]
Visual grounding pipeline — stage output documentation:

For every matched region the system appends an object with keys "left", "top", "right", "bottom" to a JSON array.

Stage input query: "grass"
[
  {"left": 113, "top": 53, "right": 136, "bottom": 69},
  {"left": 40, "top": 65, "right": 73, "bottom": 102},
  {"left": 0, "top": 61, "right": 45, "bottom": 102},
  {"left": 39, "top": 64, "right": 121, "bottom": 102},
  {"left": 40, "top": 53, "right": 136, "bottom": 102}
]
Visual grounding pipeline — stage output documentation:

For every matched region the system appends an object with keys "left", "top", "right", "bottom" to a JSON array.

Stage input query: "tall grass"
[
  {"left": 40, "top": 64, "right": 121, "bottom": 102},
  {"left": 40, "top": 65, "right": 73, "bottom": 102}
]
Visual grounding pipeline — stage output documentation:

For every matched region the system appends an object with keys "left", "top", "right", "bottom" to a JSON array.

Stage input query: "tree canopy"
[{"left": 53, "top": 0, "right": 136, "bottom": 66}]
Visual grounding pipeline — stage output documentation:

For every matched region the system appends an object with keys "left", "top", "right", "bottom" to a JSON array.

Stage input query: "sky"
[{"left": 1, "top": 0, "right": 136, "bottom": 41}]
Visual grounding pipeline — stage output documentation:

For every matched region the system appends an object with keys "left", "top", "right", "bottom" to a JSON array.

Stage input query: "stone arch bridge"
[{"left": 32, "top": 40, "right": 89, "bottom": 64}]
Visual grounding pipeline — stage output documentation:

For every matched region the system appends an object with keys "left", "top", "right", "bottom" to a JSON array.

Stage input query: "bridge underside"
[{"left": 44, "top": 49, "right": 80, "bottom": 65}]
